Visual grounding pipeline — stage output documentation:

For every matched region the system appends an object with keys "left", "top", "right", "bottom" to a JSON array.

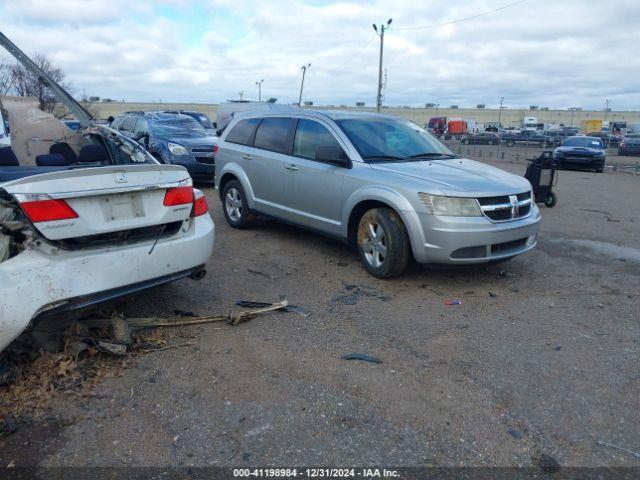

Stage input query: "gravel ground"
[{"left": 1, "top": 158, "right": 639, "bottom": 469}]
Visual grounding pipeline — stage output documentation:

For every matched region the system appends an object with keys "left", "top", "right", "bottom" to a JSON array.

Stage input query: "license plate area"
[{"left": 102, "top": 192, "right": 145, "bottom": 222}]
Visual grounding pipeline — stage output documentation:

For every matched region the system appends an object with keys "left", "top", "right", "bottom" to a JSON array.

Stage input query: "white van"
[{"left": 216, "top": 99, "right": 284, "bottom": 133}]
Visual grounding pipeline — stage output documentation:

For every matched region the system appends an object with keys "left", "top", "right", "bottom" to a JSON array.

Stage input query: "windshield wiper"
[
  {"left": 408, "top": 152, "right": 458, "bottom": 159},
  {"left": 362, "top": 155, "right": 408, "bottom": 162}
]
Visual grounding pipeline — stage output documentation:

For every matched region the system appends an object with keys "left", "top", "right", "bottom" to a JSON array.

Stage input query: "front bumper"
[
  {"left": 172, "top": 155, "right": 216, "bottom": 181},
  {"left": 0, "top": 214, "right": 215, "bottom": 352},
  {"left": 406, "top": 206, "right": 541, "bottom": 264},
  {"left": 555, "top": 156, "right": 605, "bottom": 170}
]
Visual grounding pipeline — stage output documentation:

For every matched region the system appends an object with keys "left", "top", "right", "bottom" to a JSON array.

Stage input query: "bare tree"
[
  {"left": 0, "top": 58, "right": 13, "bottom": 95},
  {"left": 9, "top": 53, "right": 68, "bottom": 113}
]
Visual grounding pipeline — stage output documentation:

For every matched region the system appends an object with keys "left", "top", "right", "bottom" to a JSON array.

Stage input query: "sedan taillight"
[
  {"left": 192, "top": 189, "right": 209, "bottom": 217},
  {"left": 163, "top": 186, "right": 194, "bottom": 206},
  {"left": 17, "top": 194, "right": 78, "bottom": 223}
]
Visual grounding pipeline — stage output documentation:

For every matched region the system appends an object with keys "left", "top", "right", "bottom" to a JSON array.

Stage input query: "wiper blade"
[
  {"left": 408, "top": 152, "right": 458, "bottom": 159},
  {"left": 362, "top": 155, "right": 407, "bottom": 162}
]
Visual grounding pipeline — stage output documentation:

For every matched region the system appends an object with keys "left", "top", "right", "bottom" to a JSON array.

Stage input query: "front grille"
[
  {"left": 195, "top": 156, "right": 215, "bottom": 164},
  {"left": 191, "top": 146, "right": 215, "bottom": 153},
  {"left": 477, "top": 192, "right": 532, "bottom": 222}
]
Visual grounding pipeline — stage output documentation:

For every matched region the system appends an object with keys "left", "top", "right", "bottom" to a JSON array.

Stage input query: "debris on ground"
[
  {"left": 596, "top": 440, "right": 640, "bottom": 459},
  {"left": 235, "top": 300, "right": 310, "bottom": 318},
  {"left": 489, "top": 291, "right": 498, "bottom": 298},
  {"left": 445, "top": 300, "right": 462, "bottom": 306},
  {"left": 0, "top": 301, "right": 292, "bottom": 421},
  {"left": 174, "top": 309, "right": 198, "bottom": 318},
  {"left": 499, "top": 270, "right": 517, "bottom": 278},
  {"left": 341, "top": 353, "right": 383, "bottom": 364},
  {"left": 247, "top": 268, "right": 274, "bottom": 280},
  {"left": 333, "top": 284, "right": 393, "bottom": 305}
]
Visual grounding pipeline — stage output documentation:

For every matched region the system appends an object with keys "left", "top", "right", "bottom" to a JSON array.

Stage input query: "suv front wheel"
[{"left": 357, "top": 208, "right": 410, "bottom": 278}]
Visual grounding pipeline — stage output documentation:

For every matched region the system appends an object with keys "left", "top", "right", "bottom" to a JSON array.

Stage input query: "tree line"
[{"left": 0, "top": 53, "right": 68, "bottom": 114}]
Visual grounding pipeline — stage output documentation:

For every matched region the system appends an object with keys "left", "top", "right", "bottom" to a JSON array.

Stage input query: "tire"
[
  {"left": 544, "top": 192, "right": 557, "bottom": 208},
  {"left": 222, "top": 180, "right": 253, "bottom": 228},
  {"left": 356, "top": 208, "right": 410, "bottom": 278},
  {"left": 506, "top": 140, "right": 515, "bottom": 147}
]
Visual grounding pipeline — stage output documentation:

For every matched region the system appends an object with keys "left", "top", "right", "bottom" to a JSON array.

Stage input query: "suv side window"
[
  {"left": 293, "top": 119, "right": 343, "bottom": 160},
  {"left": 120, "top": 115, "right": 136, "bottom": 132},
  {"left": 225, "top": 118, "right": 261, "bottom": 146},
  {"left": 134, "top": 117, "right": 149, "bottom": 135},
  {"left": 253, "top": 117, "right": 293, "bottom": 154}
]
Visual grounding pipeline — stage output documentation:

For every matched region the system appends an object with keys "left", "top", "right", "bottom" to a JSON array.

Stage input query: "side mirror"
[{"left": 315, "top": 146, "right": 351, "bottom": 168}]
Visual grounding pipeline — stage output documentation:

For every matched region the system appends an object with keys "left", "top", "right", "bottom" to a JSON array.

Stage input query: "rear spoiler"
[{"left": 0, "top": 31, "right": 93, "bottom": 126}]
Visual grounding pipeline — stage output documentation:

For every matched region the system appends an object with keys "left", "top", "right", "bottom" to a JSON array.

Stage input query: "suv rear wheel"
[
  {"left": 222, "top": 180, "right": 253, "bottom": 228},
  {"left": 356, "top": 208, "right": 410, "bottom": 278}
]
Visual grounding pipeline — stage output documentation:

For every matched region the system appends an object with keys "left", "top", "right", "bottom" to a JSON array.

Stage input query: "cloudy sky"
[{"left": 1, "top": 0, "right": 639, "bottom": 109}]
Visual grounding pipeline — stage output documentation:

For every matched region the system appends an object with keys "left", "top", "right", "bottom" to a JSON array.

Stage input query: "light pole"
[
  {"left": 373, "top": 18, "right": 392, "bottom": 112},
  {"left": 435, "top": 103, "right": 439, "bottom": 117},
  {"left": 256, "top": 79, "right": 264, "bottom": 102},
  {"left": 497, "top": 97, "right": 504, "bottom": 158},
  {"left": 569, "top": 107, "right": 578, "bottom": 128},
  {"left": 298, "top": 63, "right": 311, "bottom": 106}
]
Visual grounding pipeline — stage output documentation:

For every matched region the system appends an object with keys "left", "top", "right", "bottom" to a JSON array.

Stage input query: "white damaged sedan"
[{"left": 0, "top": 32, "right": 214, "bottom": 352}]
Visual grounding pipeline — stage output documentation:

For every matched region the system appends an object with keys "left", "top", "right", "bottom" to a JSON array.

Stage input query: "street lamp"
[
  {"left": 497, "top": 97, "right": 504, "bottom": 128},
  {"left": 256, "top": 79, "right": 264, "bottom": 102},
  {"left": 373, "top": 18, "right": 392, "bottom": 112},
  {"left": 298, "top": 63, "right": 311, "bottom": 106}
]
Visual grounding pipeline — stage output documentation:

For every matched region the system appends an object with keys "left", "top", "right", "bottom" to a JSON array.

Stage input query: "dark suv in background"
[
  {"left": 162, "top": 110, "right": 217, "bottom": 135},
  {"left": 111, "top": 111, "right": 217, "bottom": 182}
]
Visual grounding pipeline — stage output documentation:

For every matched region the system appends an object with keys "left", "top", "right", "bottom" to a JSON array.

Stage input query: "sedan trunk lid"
[{"left": 2, "top": 164, "right": 193, "bottom": 241}]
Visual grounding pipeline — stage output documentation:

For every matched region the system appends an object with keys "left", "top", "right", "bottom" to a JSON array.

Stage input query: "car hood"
[
  {"left": 369, "top": 158, "right": 532, "bottom": 197},
  {"left": 555, "top": 146, "right": 604, "bottom": 155},
  {"left": 0, "top": 31, "right": 92, "bottom": 126},
  {"left": 162, "top": 135, "right": 218, "bottom": 147}
]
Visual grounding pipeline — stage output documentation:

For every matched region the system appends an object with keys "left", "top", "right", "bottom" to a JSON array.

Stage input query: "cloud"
[{"left": 1, "top": 0, "right": 638, "bottom": 109}]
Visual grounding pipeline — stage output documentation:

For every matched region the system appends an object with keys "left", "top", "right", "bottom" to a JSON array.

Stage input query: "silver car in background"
[{"left": 215, "top": 109, "right": 540, "bottom": 278}]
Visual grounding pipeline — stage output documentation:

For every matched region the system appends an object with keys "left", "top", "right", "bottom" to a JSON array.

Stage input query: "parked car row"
[{"left": 110, "top": 111, "right": 217, "bottom": 182}]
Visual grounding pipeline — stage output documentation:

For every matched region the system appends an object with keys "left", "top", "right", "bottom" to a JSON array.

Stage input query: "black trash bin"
[{"left": 525, "top": 151, "right": 557, "bottom": 207}]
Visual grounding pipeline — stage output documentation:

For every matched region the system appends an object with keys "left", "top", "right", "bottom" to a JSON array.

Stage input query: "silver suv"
[{"left": 215, "top": 109, "right": 540, "bottom": 278}]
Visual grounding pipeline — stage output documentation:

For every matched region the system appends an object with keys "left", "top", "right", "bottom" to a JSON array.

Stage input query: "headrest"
[{"left": 79, "top": 144, "right": 108, "bottom": 163}]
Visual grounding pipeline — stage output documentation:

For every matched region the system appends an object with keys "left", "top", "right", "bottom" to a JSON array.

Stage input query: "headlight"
[
  {"left": 419, "top": 193, "right": 482, "bottom": 216},
  {"left": 168, "top": 142, "right": 188, "bottom": 155}
]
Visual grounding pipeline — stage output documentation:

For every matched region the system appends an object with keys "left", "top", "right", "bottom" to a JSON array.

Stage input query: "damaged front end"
[{"left": 0, "top": 190, "right": 32, "bottom": 263}]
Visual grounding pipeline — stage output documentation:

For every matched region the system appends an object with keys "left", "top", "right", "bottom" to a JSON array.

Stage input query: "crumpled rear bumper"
[{"left": 0, "top": 214, "right": 214, "bottom": 352}]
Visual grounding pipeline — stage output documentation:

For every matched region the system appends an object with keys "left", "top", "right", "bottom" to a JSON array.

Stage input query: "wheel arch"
[
  {"left": 343, "top": 187, "right": 424, "bottom": 257},
  {"left": 216, "top": 164, "right": 255, "bottom": 208}
]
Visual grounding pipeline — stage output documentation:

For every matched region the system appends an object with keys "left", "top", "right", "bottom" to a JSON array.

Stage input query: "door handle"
[
  {"left": 242, "top": 153, "right": 253, "bottom": 160},
  {"left": 285, "top": 163, "right": 299, "bottom": 171}
]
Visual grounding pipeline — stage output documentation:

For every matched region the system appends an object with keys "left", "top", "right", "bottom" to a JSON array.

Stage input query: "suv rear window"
[
  {"left": 226, "top": 118, "right": 261, "bottom": 146},
  {"left": 253, "top": 117, "right": 293, "bottom": 154}
]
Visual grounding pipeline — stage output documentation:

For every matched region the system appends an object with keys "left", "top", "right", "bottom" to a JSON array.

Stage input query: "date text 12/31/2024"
[{"left": 233, "top": 468, "right": 400, "bottom": 478}]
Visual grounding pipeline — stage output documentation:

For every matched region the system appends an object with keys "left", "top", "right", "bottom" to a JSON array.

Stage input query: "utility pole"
[
  {"left": 604, "top": 98, "right": 610, "bottom": 122},
  {"left": 497, "top": 97, "right": 505, "bottom": 158},
  {"left": 497, "top": 96, "right": 504, "bottom": 128},
  {"left": 298, "top": 63, "right": 311, "bottom": 106},
  {"left": 435, "top": 103, "right": 439, "bottom": 117},
  {"left": 373, "top": 18, "right": 392, "bottom": 112},
  {"left": 256, "top": 79, "right": 264, "bottom": 102}
]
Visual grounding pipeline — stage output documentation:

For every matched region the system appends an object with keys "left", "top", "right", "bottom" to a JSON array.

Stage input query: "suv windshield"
[
  {"left": 151, "top": 117, "right": 207, "bottom": 138},
  {"left": 335, "top": 117, "right": 456, "bottom": 162},
  {"left": 562, "top": 137, "right": 603, "bottom": 148}
]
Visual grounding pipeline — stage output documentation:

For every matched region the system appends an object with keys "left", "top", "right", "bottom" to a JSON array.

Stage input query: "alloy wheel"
[
  {"left": 361, "top": 221, "right": 387, "bottom": 268},
  {"left": 225, "top": 187, "right": 243, "bottom": 222}
]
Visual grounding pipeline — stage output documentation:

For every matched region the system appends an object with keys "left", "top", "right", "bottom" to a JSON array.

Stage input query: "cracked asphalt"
[{"left": 1, "top": 156, "right": 639, "bottom": 469}]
